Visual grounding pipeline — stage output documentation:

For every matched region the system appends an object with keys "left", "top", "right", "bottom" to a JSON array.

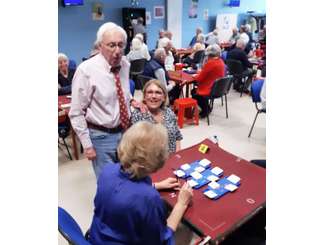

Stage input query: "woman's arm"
[
  {"left": 176, "top": 141, "right": 181, "bottom": 152},
  {"left": 167, "top": 182, "right": 193, "bottom": 231}
]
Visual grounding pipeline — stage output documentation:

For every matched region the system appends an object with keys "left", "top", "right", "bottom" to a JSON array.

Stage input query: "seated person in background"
[
  {"left": 189, "top": 27, "right": 203, "bottom": 47},
  {"left": 155, "top": 29, "right": 165, "bottom": 48},
  {"left": 196, "top": 33, "right": 206, "bottom": 48},
  {"left": 158, "top": 37, "right": 175, "bottom": 71},
  {"left": 229, "top": 27, "right": 240, "bottom": 47},
  {"left": 89, "top": 121, "right": 193, "bottom": 245},
  {"left": 131, "top": 79, "right": 183, "bottom": 153},
  {"left": 182, "top": 42, "right": 205, "bottom": 68},
  {"left": 143, "top": 48, "right": 181, "bottom": 105},
  {"left": 191, "top": 44, "right": 225, "bottom": 118},
  {"left": 163, "top": 30, "right": 180, "bottom": 63},
  {"left": 205, "top": 28, "right": 220, "bottom": 46},
  {"left": 227, "top": 38, "right": 255, "bottom": 92},
  {"left": 58, "top": 53, "right": 75, "bottom": 96},
  {"left": 126, "top": 37, "right": 149, "bottom": 62},
  {"left": 134, "top": 33, "right": 151, "bottom": 61}
]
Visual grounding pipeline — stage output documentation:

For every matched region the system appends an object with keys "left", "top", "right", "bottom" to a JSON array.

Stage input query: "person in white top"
[
  {"left": 158, "top": 37, "right": 175, "bottom": 71},
  {"left": 134, "top": 33, "right": 151, "bottom": 60},
  {"left": 205, "top": 28, "right": 220, "bottom": 46},
  {"left": 69, "top": 22, "right": 145, "bottom": 179},
  {"left": 126, "top": 37, "right": 150, "bottom": 62}
]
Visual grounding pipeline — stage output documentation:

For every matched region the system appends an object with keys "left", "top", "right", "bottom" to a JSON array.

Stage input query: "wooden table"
[
  {"left": 58, "top": 95, "right": 79, "bottom": 160},
  {"left": 168, "top": 70, "right": 196, "bottom": 97},
  {"left": 151, "top": 139, "right": 266, "bottom": 244}
]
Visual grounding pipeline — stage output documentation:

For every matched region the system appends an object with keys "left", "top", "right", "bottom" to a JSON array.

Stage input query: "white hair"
[
  {"left": 154, "top": 48, "right": 166, "bottom": 59},
  {"left": 236, "top": 38, "right": 246, "bottom": 49},
  {"left": 196, "top": 33, "right": 205, "bottom": 43},
  {"left": 135, "top": 33, "right": 144, "bottom": 42},
  {"left": 158, "top": 37, "right": 171, "bottom": 48},
  {"left": 239, "top": 32, "right": 249, "bottom": 45},
  {"left": 96, "top": 22, "right": 127, "bottom": 44},
  {"left": 245, "top": 24, "right": 251, "bottom": 32},
  {"left": 131, "top": 38, "right": 142, "bottom": 51},
  {"left": 205, "top": 44, "right": 221, "bottom": 57},
  {"left": 58, "top": 53, "right": 68, "bottom": 61}
]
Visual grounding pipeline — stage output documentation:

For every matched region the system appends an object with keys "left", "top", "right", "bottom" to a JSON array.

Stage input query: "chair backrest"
[
  {"left": 208, "top": 76, "right": 233, "bottom": 99},
  {"left": 58, "top": 207, "right": 91, "bottom": 245},
  {"left": 225, "top": 59, "right": 244, "bottom": 76},
  {"left": 251, "top": 79, "right": 264, "bottom": 103},
  {"left": 137, "top": 74, "right": 154, "bottom": 89},
  {"left": 129, "top": 79, "right": 135, "bottom": 96},
  {"left": 69, "top": 59, "right": 77, "bottom": 70},
  {"left": 193, "top": 50, "right": 205, "bottom": 64},
  {"left": 130, "top": 58, "right": 146, "bottom": 74}
]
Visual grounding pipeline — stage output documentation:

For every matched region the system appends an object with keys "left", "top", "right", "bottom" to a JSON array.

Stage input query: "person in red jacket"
[{"left": 191, "top": 44, "right": 225, "bottom": 118}]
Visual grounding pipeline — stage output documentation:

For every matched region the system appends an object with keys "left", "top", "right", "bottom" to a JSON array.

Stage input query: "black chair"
[
  {"left": 205, "top": 76, "right": 233, "bottom": 125},
  {"left": 58, "top": 112, "right": 72, "bottom": 160},
  {"left": 136, "top": 74, "right": 154, "bottom": 89},
  {"left": 129, "top": 58, "right": 147, "bottom": 89},
  {"left": 225, "top": 59, "right": 249, "bottom": 97},
  {"left": 248, "top": 79, "right": 266, "bottom": 137}
]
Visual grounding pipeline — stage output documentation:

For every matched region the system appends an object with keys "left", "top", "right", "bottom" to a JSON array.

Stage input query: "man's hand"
[
  {"left": 85, "top": 147, "right": 96, "bottom": 160},
  {"left": 131, "top": 99, "right": 148, "bottom": 113}
]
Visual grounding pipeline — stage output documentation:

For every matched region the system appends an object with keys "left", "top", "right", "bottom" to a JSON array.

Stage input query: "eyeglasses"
[
  {"left": 105, "top": 42, "right": 126, "bottom": 50},
  {"left": 145, "top": 90, "right": 164, "bottom": 97}
]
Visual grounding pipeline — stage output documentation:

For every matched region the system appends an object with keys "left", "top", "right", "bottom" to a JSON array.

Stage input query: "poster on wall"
[
  {"left": 154, "top": 6, "right": 165, "bottom": 19},
  {"left": 203, "top": 9, "right": 209, "bottom": 20},
  {"left": 146, "top": 11, "right": 151, "bottom": 25},
  {"left": 92, "top": 2, "right": 104, "bottom": 21},
  {"left": 216, "top": 14, "right": 238, "bottom": 42},
  {"left": 189, "top": 0, "right": 198, "bottom": 18}
]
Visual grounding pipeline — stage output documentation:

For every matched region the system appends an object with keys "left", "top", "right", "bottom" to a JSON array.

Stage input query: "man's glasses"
[{"left": 105, "top": 42, "right": 126, "bottom": 50}]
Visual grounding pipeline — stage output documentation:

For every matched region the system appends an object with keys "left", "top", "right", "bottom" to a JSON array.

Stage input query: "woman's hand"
[
  {"left": 177, "top": 182, "right": 193, "bottom": 207},
  {"left": 154, "top": 177, "right": 180, "bottom": 190}
]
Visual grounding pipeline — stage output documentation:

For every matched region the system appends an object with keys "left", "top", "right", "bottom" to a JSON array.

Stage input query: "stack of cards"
[
  {"left": 203, "top": 174, "right": 241, "bottom": 200},
  {"left": 173, "top": 158, "right": 211, "bottom": 179},
  {"left": 186, "top": 166, "right": 224, "bottom": 189}
]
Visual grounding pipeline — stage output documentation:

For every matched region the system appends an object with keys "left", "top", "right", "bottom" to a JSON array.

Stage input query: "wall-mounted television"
[
  {"left": 227, "top": 0, "right": 240, "bottom": 7},
  {"left": 62, "top": 0, "right": 84, "bottom": 7}
]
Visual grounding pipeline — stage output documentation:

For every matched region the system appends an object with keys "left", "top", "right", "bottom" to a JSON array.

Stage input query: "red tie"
[{"left": 113, "top": 72, "right": 130, "bottom": 130}]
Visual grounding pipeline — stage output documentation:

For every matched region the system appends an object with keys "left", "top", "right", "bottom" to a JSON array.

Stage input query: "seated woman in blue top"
[
  {"left": 131, "top": 79, "right": 183, "bottom": 153},
  {"left": 89, "top": 121, "right": 193, "bottom": 245},
  {"left": 58, "top": 53, "right": 75, "bottom": 96}
]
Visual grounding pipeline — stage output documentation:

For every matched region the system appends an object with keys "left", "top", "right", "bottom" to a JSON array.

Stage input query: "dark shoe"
[{"left": 199, "top": 111, "right": 208, "bottom": 118}]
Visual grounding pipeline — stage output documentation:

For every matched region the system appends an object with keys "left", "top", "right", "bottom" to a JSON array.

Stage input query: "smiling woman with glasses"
[{"left": 131, "top": 79, "right": 183, "bottom": 153}]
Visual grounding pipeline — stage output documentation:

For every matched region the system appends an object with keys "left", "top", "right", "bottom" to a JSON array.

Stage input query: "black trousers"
[{"left": 191, "top": 88, "right": 209, "bottom": 115}]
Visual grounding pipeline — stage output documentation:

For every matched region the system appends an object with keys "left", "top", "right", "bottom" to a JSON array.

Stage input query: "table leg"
[
  {"left": 71, "top": 128, "right": 79, "bottom": 160},
  {"left": 186, "top": 83, "right": 190, "bottom": 97}
]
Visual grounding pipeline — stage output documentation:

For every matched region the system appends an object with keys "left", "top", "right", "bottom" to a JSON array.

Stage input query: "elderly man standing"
[{"left": 69, "top": 22, "right": 144, "bottom": 179}]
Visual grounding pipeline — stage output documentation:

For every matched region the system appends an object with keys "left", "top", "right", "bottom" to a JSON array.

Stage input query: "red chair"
[{"left": 174, "top": 98, "right": 199, "bottom": 128}]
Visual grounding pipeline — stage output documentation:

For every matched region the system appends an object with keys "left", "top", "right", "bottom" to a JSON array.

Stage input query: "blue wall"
[
  {"left": 58, "top": 0, "right": 166, "bottom": 64},
  {"left": 182, "top": 0, "right": 266, "bottom": 47},
  {"left": 59, "top": 0, "right": 265, "bottom": 64}
]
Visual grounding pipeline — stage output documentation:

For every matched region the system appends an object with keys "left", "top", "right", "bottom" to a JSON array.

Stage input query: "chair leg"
[
  {"left": 62, "top": 138, "right": 73, "bottom": 160},
  {"left": 248, "top": 111, "right": 260, "bottom": 137},
  {"left": 240, "top": 78, "right": 245, "bottom": 97},
  {"left": 221, "top": 96, "right": 223, "bottom": 106},
  {"left": 225, "top": 94, "right": 228, "bottom": 118}
]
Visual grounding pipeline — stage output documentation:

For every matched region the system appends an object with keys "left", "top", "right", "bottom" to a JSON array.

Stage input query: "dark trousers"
[
  {"left": 168, "top": 84, "right": 182, "bottom": 105},
  {"left": 191, "top": 88, "right": 209, "bottom": 115}
]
